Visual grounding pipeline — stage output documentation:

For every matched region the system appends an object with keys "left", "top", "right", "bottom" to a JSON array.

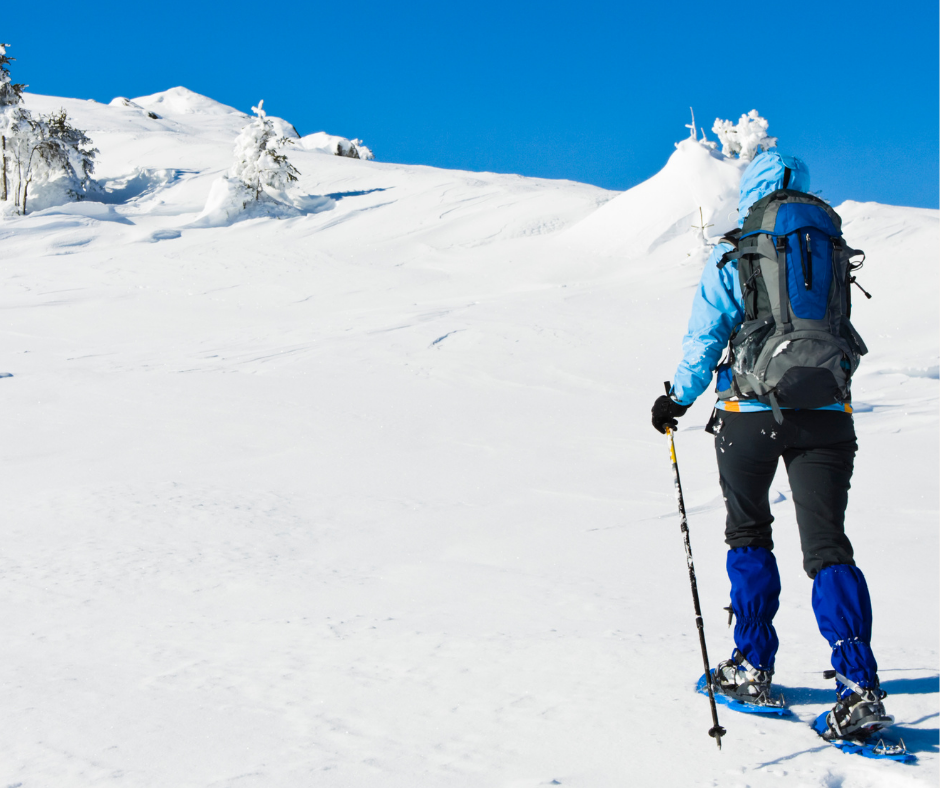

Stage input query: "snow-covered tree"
[
  {"left": 712, "top": 110, "right": 777, "bottom": 161},
  {"left": 1, "top": 43, "right": 27, "bottom": 202},
  {"left": 194, "top": 101, "right": 307, "bottom": 226},
  {"left": 0, "top": 44, "right": 97, "bottom": 214},
  {"left": 3, "top": 108, "right": 98, "bottom": 214},
  {"left": 229, "top": 100, "right": 299, "bottom": 203},
  {"left": 3, "top": 107, "right": 41, "bottom": 212},
  {"left": 682, "top": 107, "right": 718, "bottom": 152},
  {"left": 33, "top": 110, "right": 98, "bottom": 205}
]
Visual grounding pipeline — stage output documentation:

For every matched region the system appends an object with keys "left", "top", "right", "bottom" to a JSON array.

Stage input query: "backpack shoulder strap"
[{"left": 715, "top": 228, "right": 743, "bottom": 269}]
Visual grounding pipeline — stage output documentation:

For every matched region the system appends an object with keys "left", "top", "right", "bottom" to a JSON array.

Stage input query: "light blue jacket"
[{"left": 672, "top": 150, "right": 810, "bottom": 407}]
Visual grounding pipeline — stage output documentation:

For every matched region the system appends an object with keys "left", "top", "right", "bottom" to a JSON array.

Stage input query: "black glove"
[{"left": 651, "top": 394, "right": 688, "bottom": 434}]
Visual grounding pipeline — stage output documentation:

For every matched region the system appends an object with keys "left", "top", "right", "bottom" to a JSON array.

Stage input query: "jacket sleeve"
[{"left": 671, "top": 244, "right": 744, "bottom": 406}]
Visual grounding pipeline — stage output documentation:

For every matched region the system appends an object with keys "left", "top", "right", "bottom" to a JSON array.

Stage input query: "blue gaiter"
[
  {"left": 812, "top": 564, "right": 878, "bottom": 696},
  {"left": 727, "top": 546, "right": 781, "bottom": 671}
]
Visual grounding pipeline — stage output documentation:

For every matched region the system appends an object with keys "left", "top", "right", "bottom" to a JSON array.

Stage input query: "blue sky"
[{"left": 5, "top": 1, "right": 938, "bottom": 207}]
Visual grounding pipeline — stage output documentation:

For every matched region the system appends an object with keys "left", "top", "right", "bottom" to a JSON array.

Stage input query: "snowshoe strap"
[
  {"left": 732, "top": 648, "right": 753, "bottom": 671},
  {"left": 824, "top": 670, "right": 886, "bottom": 700},
  {"left": 732, "top": 649, "right": 770, "bottom": 679}
]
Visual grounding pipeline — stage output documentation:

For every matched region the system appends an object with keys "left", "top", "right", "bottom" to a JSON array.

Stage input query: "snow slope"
[
  {"left": 564, "top": 137, "right": 745, "bottom": 256},
  {"left": 1, "top": 89, "right": 936, "bottom": 788}
]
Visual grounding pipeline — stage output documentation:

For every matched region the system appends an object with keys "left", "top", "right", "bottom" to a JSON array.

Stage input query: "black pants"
[{"left": 710, "top": 409, "right": 857, "bottom": 578}]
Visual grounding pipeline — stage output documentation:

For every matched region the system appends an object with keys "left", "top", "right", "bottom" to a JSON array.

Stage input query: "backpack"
[{"left": 715, "top": 189, "right": 870, "bottom": 422}]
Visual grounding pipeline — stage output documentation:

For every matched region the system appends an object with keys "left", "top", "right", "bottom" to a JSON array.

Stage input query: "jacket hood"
[{"left": 738, "top": 150, "right": 810, "bottom": 226}]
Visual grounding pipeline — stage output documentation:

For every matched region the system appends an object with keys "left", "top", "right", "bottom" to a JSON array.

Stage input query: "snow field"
[{"left": 0, "top": 89, "right": 936, "bottom": 787}]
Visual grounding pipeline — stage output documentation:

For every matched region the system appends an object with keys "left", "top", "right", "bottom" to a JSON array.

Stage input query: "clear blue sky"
[{"left": 5, "top": 1, "right": 938, "bottom": 207}]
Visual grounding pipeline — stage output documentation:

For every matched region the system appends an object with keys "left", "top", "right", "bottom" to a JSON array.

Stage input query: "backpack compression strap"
[{"left": 774, "top": 236, "right": 791, "bottom": 332}]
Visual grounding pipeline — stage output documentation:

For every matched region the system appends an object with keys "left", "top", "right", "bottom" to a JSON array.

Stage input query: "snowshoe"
[{"left": 811, "top": 713, "right": 914, "bottom": 761}]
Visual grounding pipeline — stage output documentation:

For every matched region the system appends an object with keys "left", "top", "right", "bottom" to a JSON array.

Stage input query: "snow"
[
  {"left": 300, "top": 131, "right": 374, "bottom": 160},
  {"left": 564, "top": 138, "right": 745, "bottom": 257},
  {"left": 132, "top": 86, "right": 246, "bottom": 117},
  {"left": 0, "top": 89, "right": 937, "bottom": 788}
]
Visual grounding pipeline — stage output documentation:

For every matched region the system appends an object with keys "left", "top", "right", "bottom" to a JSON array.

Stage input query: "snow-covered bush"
[
  {"left": 336, "top": 138, "right": 373, "bottom": 160},
  {"left": 712, "top": 110, "right": 777, "bottom": 161},
  {"left": 229, "top": 100, "right": 299, "bottom": 203},
  {"left": 298, "top": 132, "right": 375, "bottom": 160}
]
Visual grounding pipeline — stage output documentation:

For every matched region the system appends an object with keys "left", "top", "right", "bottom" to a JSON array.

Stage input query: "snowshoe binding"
[
  {"left": 811, "top": 672, "right": 912, "bottom": 762},
  {"left": 697, "top": 649, "right": 790, "bottom": 715},
  {"left": 715, "top": 649, "right": 785, "bottom": 708},
  {"left": 819, "top": 671, "right": 894, "bottom": 742}
]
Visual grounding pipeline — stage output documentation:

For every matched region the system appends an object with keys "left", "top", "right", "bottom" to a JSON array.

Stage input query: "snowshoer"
[{"left": 651, "top": 150, "right": 892, "bottom": 742}]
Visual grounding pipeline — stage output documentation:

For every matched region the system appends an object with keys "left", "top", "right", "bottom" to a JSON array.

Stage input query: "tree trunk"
[
  {"left": 1, "top": 135, "right": 6, "bottom": 202},
  {"left": 21, "top": 178, "right": 28, "bottom": 215}
]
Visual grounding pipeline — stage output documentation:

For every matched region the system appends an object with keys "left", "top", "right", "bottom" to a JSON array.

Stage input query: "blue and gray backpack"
[{"left": 716, "top": 190, "right": 870, "bottom": 421}]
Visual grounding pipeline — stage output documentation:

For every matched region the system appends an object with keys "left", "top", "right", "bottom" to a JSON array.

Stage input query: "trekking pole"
[{"left": 663, "top": 383, "right": 726, "bottom": 749}]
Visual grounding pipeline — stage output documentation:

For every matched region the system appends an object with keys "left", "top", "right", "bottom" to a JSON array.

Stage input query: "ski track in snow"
[{"left": 0, "top": 91, "right": 936, "bottom": 787}]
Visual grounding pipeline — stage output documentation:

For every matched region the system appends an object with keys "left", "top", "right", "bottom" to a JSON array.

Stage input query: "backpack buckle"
[{"left": 775, "top": 237, "right": 787, "bottom": 253}]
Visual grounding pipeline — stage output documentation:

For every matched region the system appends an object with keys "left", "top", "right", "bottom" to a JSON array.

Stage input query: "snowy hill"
[
  {"left": 0, "top": 90, "right": 936, "bottom": 788},
  {"left": 131, "top": 86, "right": 247, "bottom": 116}
]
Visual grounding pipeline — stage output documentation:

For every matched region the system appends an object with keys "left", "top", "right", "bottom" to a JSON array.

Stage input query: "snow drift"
[{"left": 564, "top": 138, "right": 745, "bottom": 257}]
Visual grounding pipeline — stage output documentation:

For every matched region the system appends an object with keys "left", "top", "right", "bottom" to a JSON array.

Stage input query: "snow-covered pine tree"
[
  {"left": 3, "top": 108, "right": 98, "bottom": 214},
  {"left": 36, "top": 109, "right": 99, "bottom": 204},
  {"left": 711, "top": 110, "right": 777, "bottom": 161},
  {"left": 229, "top": 100, "right": 299, "bottom": 203},
  {"left": 0, "top": 43, "right": 27, "bottom": 203}
]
